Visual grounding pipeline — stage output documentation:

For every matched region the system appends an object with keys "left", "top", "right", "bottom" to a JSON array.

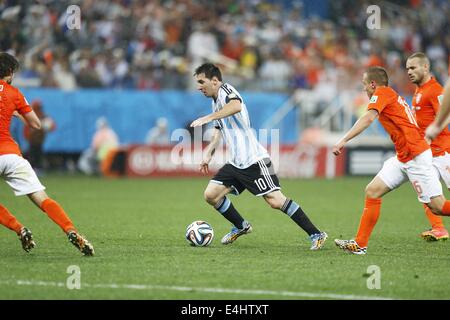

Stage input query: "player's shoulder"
[
  {"left": 219, "top": 83, "right": 242, "bottom": 102},
  {"left": 374, "top": 86, "right": 396, "bottom": 96},
  {"left": 416, "top": 79, "right": 443, "bottom": 104},
  {"left": 427, "top": 78, "right": 444, "bottom": 93},
  {"left": 0, "top": 80, "right": 11, "bottom": 91},
  {"left": 370, "top": 86, "right": 397, "bottom": 103},
  {"left": 0, "top": 81, "right": 20, "bottom": 96},
  {"left": 220, "top": 83, "right": 237, "bottom": 95}
]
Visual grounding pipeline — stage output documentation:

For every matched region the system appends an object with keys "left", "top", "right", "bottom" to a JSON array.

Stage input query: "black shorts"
[{"left": 211, "top": 158, "right": 281, "bottom": 196}]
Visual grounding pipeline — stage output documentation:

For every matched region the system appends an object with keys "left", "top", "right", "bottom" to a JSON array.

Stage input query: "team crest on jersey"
[
  {"left": 369, "top": 95, "right": 378, "bottom": 103},
  {"left": 0, "top": 85, "right": 3, "bottom": 91},
  {"left": 415, "top": 93, "right": 422, "bottom": 104}
]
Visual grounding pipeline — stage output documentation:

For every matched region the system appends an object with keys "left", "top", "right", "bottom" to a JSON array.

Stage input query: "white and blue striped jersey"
[{"left": 212, "top": 83, "right": 269, "bottom": 169}]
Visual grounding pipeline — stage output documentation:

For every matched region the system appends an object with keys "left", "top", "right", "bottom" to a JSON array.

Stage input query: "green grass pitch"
[{"left": 1, "top": 175, "right": 449, "bottom": 299}]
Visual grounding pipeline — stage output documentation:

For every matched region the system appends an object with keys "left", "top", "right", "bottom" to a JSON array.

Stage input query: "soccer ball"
[{"left": 185, "top": 221, "right": 214, "bottom": 247}]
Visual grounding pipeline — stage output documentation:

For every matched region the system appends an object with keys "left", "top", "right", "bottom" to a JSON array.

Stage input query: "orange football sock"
[
  {"left": 355, "top": 197, "right": 382, "bottom": 248},
  {"left": 0, "top": 204, "right": 23, "bottom": 234},
  {"left": 440, "top": 201, "right": 450, "bottom": 217},
  {"left": 41, "top": 199, "right": 76, "bottom": 233},
  {"left": 423, "top": 204, "right": 445, "bottom": 229}
]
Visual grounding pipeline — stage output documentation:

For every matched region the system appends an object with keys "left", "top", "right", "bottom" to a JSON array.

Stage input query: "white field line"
[{"left": 0, "top": 279, "right": 395, "bottom": 300}]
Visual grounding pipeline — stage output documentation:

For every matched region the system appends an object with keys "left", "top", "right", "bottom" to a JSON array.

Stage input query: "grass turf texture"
[{"left": 1, "top": 175, "right": 449, "bottom": 299}]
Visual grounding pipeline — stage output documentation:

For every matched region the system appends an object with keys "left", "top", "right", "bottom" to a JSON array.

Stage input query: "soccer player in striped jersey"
[
  {"left": 190, "top": 63, "right": 327, "bottom": 250},
  {"left": 406, "top": 52, "right": 449, "bottom": 241}
]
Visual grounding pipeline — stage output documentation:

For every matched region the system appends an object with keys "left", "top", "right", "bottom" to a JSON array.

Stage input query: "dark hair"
[
  {"left": 365, "top": 66, "right": 389, "bottom": 86},
  {"left": 0, "top": 52, "right": 19, "bottom": 78},
  {"left": 194, "top": 63, "right": 222, "bottom": 81}
]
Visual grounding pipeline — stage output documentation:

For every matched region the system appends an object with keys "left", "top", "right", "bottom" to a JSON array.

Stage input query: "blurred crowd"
[{"left": 0, "top": 0, "right": 449, "bottom": 96}]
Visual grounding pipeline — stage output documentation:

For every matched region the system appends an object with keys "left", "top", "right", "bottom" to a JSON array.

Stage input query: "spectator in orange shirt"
[{"left": 78, "top": 117, "right": 119, "bottom": 175}]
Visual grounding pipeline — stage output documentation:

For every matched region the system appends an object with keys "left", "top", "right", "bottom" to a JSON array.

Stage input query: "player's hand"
[
  {"left": 425, "top": 122, "right": 440, "bottom": 142},
  {"left": 199, "top": 154, "right": 212, "bottom": 174},
  {"left": 190, "top": 115, "right": 211, "bottom": 128},
  {"left": 200, "top": 162, "right": 209, "bottom": 174},
  {"left": 332, "top": 141, "right": 345, "bottom": 156}
]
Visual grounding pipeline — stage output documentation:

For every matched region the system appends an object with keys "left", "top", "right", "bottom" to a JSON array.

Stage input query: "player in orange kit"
[
  {"left": 332, "top": 66, "right": 450, "bottom": 254},
  {"left": 426, "top": 80, "right": 450, "bottom": 141},
  {"left": 0, "top": 52, "right": 94, "bottom": 255},
  {"left": 406, "top": 52, "right": 449, "bottom": 241}
]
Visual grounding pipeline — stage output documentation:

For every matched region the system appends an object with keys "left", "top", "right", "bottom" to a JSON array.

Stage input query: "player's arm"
[
  {"left": 190, "top": 100, "right": 242, "bottom": 127},
  {"left": 21, "top": 110, "right": 41, "bottom": 130},
  {"left": 204, "top": 128, "right": 221, "bottom": 157},
  {"left": 14, "top": 90, "right": 41, "bottom": 130},
  {"left": 13, "top": 111, "right": 27, "bottom": 125},
  {"left": 200, "top": 128, "right": 221, "bottom": 174},
  {"left": 13, "top": 110, "right": 41, "bottom": 129},
  {"left": 426, "top": 80, "right": 450, "bottom": 140},
  {"left": 332, "top": 109, "right": 379, "bottom": 155}
]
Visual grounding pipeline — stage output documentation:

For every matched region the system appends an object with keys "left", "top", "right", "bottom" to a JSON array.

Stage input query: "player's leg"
[
  {"left": 263, "top": 190, "right": 320, "bottom": 236},
  {"left": 207, "top": 165, "right": 251, "bottom": 244},
  {"left": 335, "top": 156, "right": 403, "bottom": 254},
  {"left": 426, "top": 195, "right": 450, "bottom": 217},
  {"left": 0, "top": 203, "right": 23, "bottom": 234},
  {"left": 0, "top": 203, "right": 35, "bottom": 252},
  {"left": 28, "top": 190, "right": 94, "bottom": 256},
  {"left": 421, "top": 155, "right": 448, "bottom": 240},
  {"left": 218, "top": 158, "right": 283, "bottom": 245},
  {"left": 204, "top": 181, "right": 245, "bottom": 228},
  {"left": 1, "top": 154, "right": 44, "bottom": 252},
  {"left": 263, "top": 190, "right": 327, "bottom": 250},
  {"left": 355, "top": 176, "right": 391, "bottom": 245},
  {"left": 0, "top": 156, "right": 25, "bottom": 234},
  {"left": 1, "top": 154, "right": 93, "bottom": 256},
  {"left": 27, "top": 190, "right": 75, "bottom": 233},
  {"left": 406, "top": 150, "right": 450, "bottom": 218}
]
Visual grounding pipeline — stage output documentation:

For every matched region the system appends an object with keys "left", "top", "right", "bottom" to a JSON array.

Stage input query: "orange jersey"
[
  {"left": 411, "top": 77, "right": 449, "bottom": 157},
  {"left": 0, "top": 80, "right": 32, "bottom": 156},
  {"left": 368, "top": 86, "right": 429, "bottom": 162}
]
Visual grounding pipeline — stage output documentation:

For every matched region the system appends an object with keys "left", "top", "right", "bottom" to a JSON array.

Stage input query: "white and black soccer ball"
[{"left": 185, "top": 221, "right": 214, "bottom": 247}]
